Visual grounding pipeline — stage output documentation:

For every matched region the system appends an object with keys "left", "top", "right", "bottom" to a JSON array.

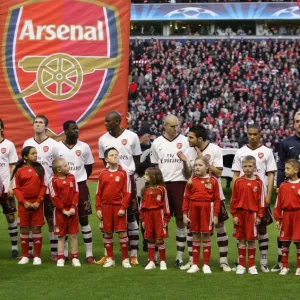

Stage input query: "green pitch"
[{"left": 0, "top": 182, "right": 298, "bottom": 300}]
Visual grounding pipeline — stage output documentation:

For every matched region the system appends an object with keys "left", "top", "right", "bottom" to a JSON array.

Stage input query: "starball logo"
[{"left": 3, "top": 0, "right": 121, "bottom": 136}]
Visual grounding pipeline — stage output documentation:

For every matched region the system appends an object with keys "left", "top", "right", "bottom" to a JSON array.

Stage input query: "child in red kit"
[
  {"left": 274, "top": 159, "right": 300, "bottom": 276},
  {"left": 49, "top": 158, "right": 81, "bottom": 267},
  {"left": 230, "top": 155, "right": 265, "bottom": 275},
  {"left": 183, "top": 156, "right": 221, "bottom": 274},
  {"left": 140, "top": 167, "right": 170, "bottom": 271},
  {"left": 96, "top": 147, "right": 132, "bottom": 268},
  {"left": 12, "top": 146, "right": 46, "bottom": 265}
]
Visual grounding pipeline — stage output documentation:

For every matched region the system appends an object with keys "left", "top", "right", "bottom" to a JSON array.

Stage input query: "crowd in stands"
[{"left": 128, "top": 38, "right": 300, "bottom": 152}]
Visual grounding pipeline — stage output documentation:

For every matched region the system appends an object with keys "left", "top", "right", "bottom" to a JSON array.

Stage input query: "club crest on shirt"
[
  {"left": 115, "top": 176, "right": 120, "bottom": 182},
  {"left": 55, "top": 227, "right": 60, "bottom": 233},
  {"left": 205, "top": 154, "right": 211, "bottom": 160},
  {"left": 70, "top": 182, "right": 74, "bottom": 188},
  {"left": 253, "top": 186, "right": 258, "bottom": 192},
  {"left": 43, "top": 146, "right": 49, "bottom": 152},
  {"left": 75, "top": 150, "right": 81, "bottom": 156},
  {"left": 205, "top": 182, "right": 212, "bottom": 189},
  {"left": 1, "top": 148, "right": 6, "bottom": 154},
  {"left": 122, "top": 139, "right": 127, "bottom": 146},
  {"left": 157, "top": 195, "right": 162, "bottom": 201},
  {"left": 177, "top": 143, "right": 183, "bottom": 149},
  {"left": 258, "top": 152, "right": 264, "bottom": 159}
]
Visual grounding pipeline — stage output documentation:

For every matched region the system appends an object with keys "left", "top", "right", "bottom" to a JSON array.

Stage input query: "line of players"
[{"left": 0, "top": 112, "right": 300, "bottom": 274}]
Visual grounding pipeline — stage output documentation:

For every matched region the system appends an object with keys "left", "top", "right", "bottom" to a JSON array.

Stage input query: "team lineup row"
[{"left": 0, "top": 111, "right": 300, "bottom": 274}]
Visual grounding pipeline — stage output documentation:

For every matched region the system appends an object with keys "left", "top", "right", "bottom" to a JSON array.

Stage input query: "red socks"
[
  {"left": 20, "top": 234, "right": 29, "bottom": 258},
  {"left": 157, "top": 241, "right": 166, "bottom": 262},
  {"left": 119, "top": 235, "right": 129, "bottom": 260},
  {"left": 32, "top": 233, "right": 43, "bottom": 258},
  {"left": 238, "top": 247, "right": 246, "bottom": 267},
  {"left": 148, "top": 242, "right": 155, "bottom": 262},
  {"left": 248, "top": 248, "right": 256, "bottom": 268},
  {"left": 104, "top": 236, "right": 114, "bottom": 259},
  {"left": 281, "top": 245, "right": 289, "bottom": 268},
  {"left": 192, "top": 241, "right": 201, "bottom": 267},
  {"left": 203, "top": 241, "right": 211, "bottom": 266}
]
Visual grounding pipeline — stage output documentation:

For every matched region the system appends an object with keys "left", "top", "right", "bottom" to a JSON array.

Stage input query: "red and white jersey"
[
  {"left": 232, "top": 144, "right": 277, "bottom": 193},
  {"left": 98, "top": 129, "right": 142, "bottom": 175},
  {"left": 23, "top": 137, "right": 58, "bottom": 186},
  {"left": 55, "top": 140, "right": 94, "bottom": 182},
  {"left": 151, "top": 134, "right": 189, "bottom": 182},
  {"left": 185, "top": 143, "right": 225, "bottom": 200},
  {"left": 95, "top": 166, "right": 131, "bottom": 210},
  {"left": 230, "top": 176, "right": 265, "bottom": 218},
  {"left": 48, "top": 173, "right": 79, "bottom": 211},
  {"left": 274, "top": 179, "right": 300, "bottom": 220},
  {"left": 0, "top": 139, "right": 18, "bottom": 193},
  {"left": 0, "top": 177, "right": 4, "bottom": 200}
]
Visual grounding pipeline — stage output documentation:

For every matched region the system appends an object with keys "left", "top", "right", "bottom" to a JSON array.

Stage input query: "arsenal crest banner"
[{"left": 0, "top": 0, "right": 130, "bottom": 179}]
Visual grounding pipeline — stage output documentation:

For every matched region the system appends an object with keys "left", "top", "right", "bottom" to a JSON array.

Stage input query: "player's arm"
[
  {"left": 211, "top": 147, "right": 223, "bottom": 178},
  {"left": 177, "top": 151, "right": 192, "bottom": 179},
  {"left": 48, "top": 179, "right": 64, "bottom": 210},
  {"left": 232, "top": 171, "right": 240, "bottom": 184},
  {"left": 71, "top": 180, "right": 79, "bottom": 209},
  {"left": 230, "top": 180, "right": 238, "bottom": 217},
  {"left": 36, "top": 175, "right": 46, "bottom": 203},
  {"left": 133, "top": 155, "right": 141, "bottom": 174},
  {"left": 84, "top": 164, "right": 93, "bottom": 178},
  {"left": 8, "top": 164, "right": 16, "bottom": 197},
  {"left": 212, "top": 179, "right": 221, "bottom": 217},
  {"left": 277, "top": 141, "right": 287, "bottom": 187},
  {"left": 274, "top": 188, "right": 283, "bottom": 229},
  {"left": 232, "top": 152, "right": 241, "bottom": 184},
  {"left": 121, "top": 171, "right": 132, "bottom": 210},
  {"left": 266, "top": 171, "right": 275, "bottom": 206},
  {"left": 211, "top": 166, "right": 222, "bottom": 178},
  {"left": 257, "top": 181, "right": 265, "bottom": 220},
  {"left": 13, "top": 171, "right": 25, "bottom": 204},
  {"left": 163, "top": 187, "right": 171, "bottom": 223}
]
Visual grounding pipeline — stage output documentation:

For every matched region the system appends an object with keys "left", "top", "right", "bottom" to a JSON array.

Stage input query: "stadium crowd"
[{"left": 128, "top": 38, "right": 300, "bottom": 152}]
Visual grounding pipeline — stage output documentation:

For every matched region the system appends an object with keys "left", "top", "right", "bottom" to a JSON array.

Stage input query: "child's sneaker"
[
  {"left": 57, "top": 259, "right": 65, "bottom": 267},
  {"left": 202, "top": 264, "right": 212, "bottom": 274},
  {"left": 260, "top": 265, "right": 270, "bottom": 273},
  {"left": 145, "top": 261, "right": 156, "bottom": 270},
  {"left": 103, "top": 258, "right": 115, "bottom": 268},
  {"left": 236, "top": 265, "right": 246, "bottom": 275},
  {"left": 122, "top": 258, "right": 131, "bottom": 269},
  {"left": 18, "top": 257, "right": 29, "bottom": 265},
  {"left": 295, "top": 268, "right": 300, "bottom": 276},
  {"left": 271, "top": 263, "right": 282, "bottom": 272},
  {"left": 279, "top": 267, "right": 289, "bottom": 275},
  {"left": 33, "top": 257, "right": 42, "bottom": 265},
  {"left": 72, "top": 258, "right": 81, "bottom": 267},
  {"left": 248, "top": 266, "right": 258, "bottom": 275},
  {"left": 130, "top": 256, "right": 139, "bottom": 265},
  {"left": 96, "top": 256, "right": 107, "bottom": 265},
  {"left": 187, "top": 264, "right": 200, "bottom": 273},
  {"left": 220, "top": 263, "right": 231, "bottom": 272},
  {"left": 160, "top": 261, "right": 167, "bottom": 271},
  {"left": 180, "top": 260, "right": 192, "bottom": 270}
]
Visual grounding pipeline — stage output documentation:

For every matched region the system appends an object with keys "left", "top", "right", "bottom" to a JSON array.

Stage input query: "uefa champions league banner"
[
  {"left": 131, "top": 3, "right": 300, "bottom": 20},
  {"left": 0, "top": 0, "right": 130, "bottom": 179}
]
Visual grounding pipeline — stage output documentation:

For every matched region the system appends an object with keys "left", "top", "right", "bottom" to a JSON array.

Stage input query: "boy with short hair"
[
  {"left": 274, "top": 159, "right": 300, "bottom": 276},
  {"left": 96, "top": 147, "right": 132, "bottom": 268},
  {"left": 230, "top": 155, "right": 265, "bottom": 275},
  {"left": 48, "top": 158, "right": 81, "bottom": 267}
]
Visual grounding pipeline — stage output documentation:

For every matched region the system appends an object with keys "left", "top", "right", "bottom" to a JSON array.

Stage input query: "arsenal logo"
[
  {"left": 43, "top": 146, "right": 49, "bottom": 152},
  {"left": 3, "top": 0, "right": 121, "bottom": 136},
  {"left": 122, "top": 139, "right": 127, "bottom": 146},
  {"left": 1, "top": 148, "right": 6, "bottom": 154},
  {"left": 75, "top": 150, "right": 81, "bottom": 156},
  {"left": 205, "top": 154, "right": 211, "bottom": 161},
  {"left": 258, "top": 152, "right": 264, "bottom": 159},
  {"left": 177, "top": 143, "right": 183, "bottom": 149}
]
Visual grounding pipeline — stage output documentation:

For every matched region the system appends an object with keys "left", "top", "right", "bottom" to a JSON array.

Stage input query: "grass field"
[{"left": 0, "top": 182, "right": 299, "bottom": 300}]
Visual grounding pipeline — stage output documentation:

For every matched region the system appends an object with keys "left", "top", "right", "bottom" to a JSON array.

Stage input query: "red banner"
[{"left": 0, "top": 0, "right": 130, "bottom": 179}]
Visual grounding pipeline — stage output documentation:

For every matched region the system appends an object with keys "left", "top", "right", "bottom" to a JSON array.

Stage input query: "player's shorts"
[
  {"left": 77, "top": 181, "right": 92, "bottom": 217},
  {"left": 165, "top": 181, "right": 186, "bottom": 217},
  {"left": 279, "top": 209, "right": 300, "bottom": 242},
  {"left": 100, "top": 204, "right": 127, "bottom": 233},
  {"left": 218, "top": 201, "right": 229, "bottom": 223},
  {"left": 0, "top": 193, "right": 17, "bottom": 214},
  {"left": 18, "top": 202, "right": 45, "bottom": 227},
  {"left": 189, "top": 201, "right": 214, "bottom": 234},
  {"left": 43, "top": 194, "right": 54, "bottom": 218},
  {"left": 233, "top": 209, "right": 258, "bottom": 241},
  {"left": 53, "top": 208, "right": 79, "bottom": 236},
  {"left": 260, "top": 206, "right": 273, "bottom": 226},
  {"left": 143, "top": 209, "right": 168, "bottom": 240}
]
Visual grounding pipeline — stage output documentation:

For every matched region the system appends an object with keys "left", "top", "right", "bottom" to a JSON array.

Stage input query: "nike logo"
[{"left": 289, "top": 146, "right": 295, "bottom": 149}]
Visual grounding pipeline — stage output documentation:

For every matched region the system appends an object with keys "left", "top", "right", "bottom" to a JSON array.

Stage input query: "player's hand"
[
  {"left": 255, "top": 217, "right": 261, "bottom": 226},
  {"left": 7, "top": 187, "right": 14, "bottom": 198},
  {"left": 62, "top": 209, "right": 70, "bottom": 217},
  {"left": 97, "top": 210, "right": 102, "bottom": 220},
  {"left": 183, "top": 214, "right": 191, "bottom": 226},
  {"left": 118, "top": 209, "right": 125, "bottom": 217},
  {"left": 195, "top": 147, "right": 202, "bottom": 156},
  {"left": 213, "top": 216, "right": 218, "bottom": 226},
  {"left": 142, "top": 222, "right": 145, "bottom": 229},
  {"left": 126, "top": 112, "right": 131, "bottom": 124},
  {"left": 132, "top": 200, "right": 138, "bottom": 210},
  {"left": 69, "top": 208, "right": 76, "bottom": 216},
  {"left": 177, "top": 151, "right": 187, "bottom": 162},
  {"left": 233, "top": 217, "right": 239, "bottom": 225},
  {"left": 31, "top": 202, "right": 40, "bottom": 210},
  {"left": 275, "top": 220, "right": 281, "bottom": 230},
  {"left": 24, "top": 201, "right": 32, "bottom": 210}
]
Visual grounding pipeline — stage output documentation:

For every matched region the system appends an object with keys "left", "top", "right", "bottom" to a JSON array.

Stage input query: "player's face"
[
  {"left": 65, "top": 123, "right": 79, "bottom": 139},
  {"left": 24, "top": 148, "right": 37, "bottom": 163},
  {"left": 188, "top": 131, "right": 200, "bottom": 147},
  {"left": 164, "top": 120, "right": 179, "bottom": 138},
  {"left": 194, "top": 160, "right": 208, "bottom": 176},
  {"left": 140, "top": 133, "right": 151, "bottom": 145},
  {"left": 242, "top": 160, "right": 256, "bottom": 177},
  {"left": 105, "top": 150, "right": 119, "bottom": 164},
  {"left": 105, "top": 115, "right": 119, "bottom": 132},
  {"left": 144, "top": 172, "right": 150, "bottom": 183},
  {"left": 284, "top": 163, "right": 298, "bottom": 178},
  {"left": 294, "top": 114, "right": 300, "bottom": 135},
  {"left": 33, "top": 117, "right": 47, "bottom": 134},
  {"left": 59, "top": 160, "right": 70, "bottom": 175},
  {"left": 247, "top": 128, "right": 260, "bottom": 147}
]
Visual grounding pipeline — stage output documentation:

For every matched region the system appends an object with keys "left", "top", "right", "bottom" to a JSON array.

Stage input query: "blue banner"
[{"left": 131, "top": 3, "right": 300, "bottom": 20}]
